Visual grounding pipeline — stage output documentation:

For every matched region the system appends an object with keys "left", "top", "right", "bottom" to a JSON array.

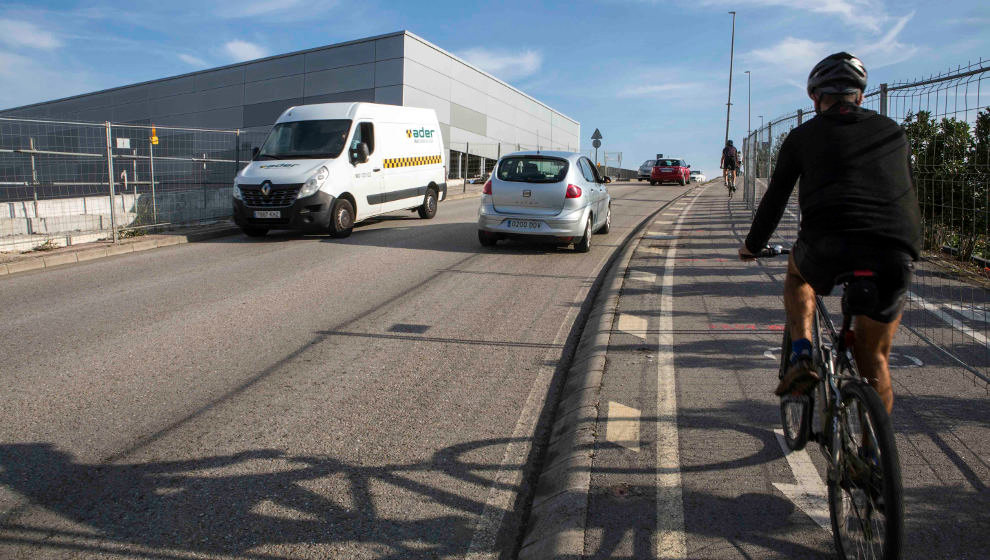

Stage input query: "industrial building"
[{"left": 1, "top": 30, "right": 580, "bottom": 170}]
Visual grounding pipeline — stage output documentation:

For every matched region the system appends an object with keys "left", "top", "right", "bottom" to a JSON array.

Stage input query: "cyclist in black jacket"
[{"left": 738, "top": 52, "right": 921, "bottom": 414}]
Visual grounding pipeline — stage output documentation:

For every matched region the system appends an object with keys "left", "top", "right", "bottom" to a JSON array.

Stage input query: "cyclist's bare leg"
[
  {"left": 852, "top": 314, "right": 900, "bottom": 414},
  {"left": 784, "top": 254, "right": 815, "bottom": 342}
]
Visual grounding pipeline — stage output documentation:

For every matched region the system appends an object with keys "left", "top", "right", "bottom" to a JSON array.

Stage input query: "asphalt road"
[{"left": 0, "top": 180, "right": 689, "bottom": 559}]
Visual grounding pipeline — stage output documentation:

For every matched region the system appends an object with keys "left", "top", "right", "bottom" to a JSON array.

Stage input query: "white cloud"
[
  {"left": 178, "top": 53, "right": 207, "bottom": 67},
  {"left": 459, "top": 48, "right": 542, "bottom": 81},
  {"left": 223, "top": 40, "right": 266, "bottom": 62},
  {"left": 620, "top": 82, "right": 706, "bottom": 98},
  {"left": 0, "top": 19, "right": 63, "bottom": 50},
  {"left": 855, "top": 11, "right": 918, "bottom": 68},
  {"left": 0, "top": 50, "right": 94, "bottom": 108},
  {"left": 745, "top": 37, "right": 830, "bottom": 78},
  {"left": 216, "top": 0, "right": 339, "bottom": 20},
  {"left": 698, "top": 0, "right": 886, "bottom": 31}
]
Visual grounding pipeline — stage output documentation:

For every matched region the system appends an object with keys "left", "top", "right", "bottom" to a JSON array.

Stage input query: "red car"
[{"left": 650, "top": 158, "right": 691, "bottom": 186}]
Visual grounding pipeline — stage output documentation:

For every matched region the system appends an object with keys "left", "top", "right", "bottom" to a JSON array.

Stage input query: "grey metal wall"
[{"left": 0, "top": 31, "right": 579, "bottom": 157}]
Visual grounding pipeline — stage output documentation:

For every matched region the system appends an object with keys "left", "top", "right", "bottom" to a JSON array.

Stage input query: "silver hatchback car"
[{"left": 477, "top": 151, "right": 611, "bottom": 252}]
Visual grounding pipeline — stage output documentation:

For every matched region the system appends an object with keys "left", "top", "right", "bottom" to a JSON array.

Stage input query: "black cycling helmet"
[
  {"left": 726, "top": 139, "right": 734, "bottom": 147},
  {"left": 807, "top": 52, "right": 867, "bottom": 96}
]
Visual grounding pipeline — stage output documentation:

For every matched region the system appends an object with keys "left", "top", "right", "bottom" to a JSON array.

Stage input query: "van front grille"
[{"left": 241, "top": 184, "right": 302, "bottom": 207}]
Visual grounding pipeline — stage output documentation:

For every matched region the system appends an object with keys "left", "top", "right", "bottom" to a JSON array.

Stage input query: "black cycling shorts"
[
  {"left": 724, "top": 160, "right": 738, "bottom": 171},
  {"left": 792, "top": 237, "right": 914, "bottom": 323}
]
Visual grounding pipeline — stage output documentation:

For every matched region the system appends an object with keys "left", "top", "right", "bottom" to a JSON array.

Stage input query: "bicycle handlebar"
[{"left": 756, "top": 244, "right": 790, "bottom": 258}]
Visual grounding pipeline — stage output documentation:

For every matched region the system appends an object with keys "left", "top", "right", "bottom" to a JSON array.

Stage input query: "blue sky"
[{"left": 1, "top": 0, "right": 988, "bottom": 175}]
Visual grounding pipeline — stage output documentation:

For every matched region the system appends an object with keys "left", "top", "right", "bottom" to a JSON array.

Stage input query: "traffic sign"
[
  {"left": 591, "top": 129, "right": 603, "bottom": 140},
  {"left": 592, "top": 139, "right": 601, "bottom": 148}
]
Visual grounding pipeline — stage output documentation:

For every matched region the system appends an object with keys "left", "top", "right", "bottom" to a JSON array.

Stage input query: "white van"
[{"left": 233, "top": 102, "right": 447, "bottom": 238}]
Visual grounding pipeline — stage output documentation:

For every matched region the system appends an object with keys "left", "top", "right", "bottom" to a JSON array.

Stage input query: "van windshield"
[
  {"left": 256, "top": 119, "right": 351, "bottom": 160},
  {"left": 497, "top": 156, "right": 569, "bottom": 183}
]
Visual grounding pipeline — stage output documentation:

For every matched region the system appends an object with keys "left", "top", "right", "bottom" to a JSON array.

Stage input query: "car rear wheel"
[
  {"left": 418, "top": 187, "right": 438, "bottom": 219},
  {"left": 650, "top": 180, "right": 658, "bottom": 186},
  {"left": 679, "top": 176, "right": 687, "bottom": 186}
]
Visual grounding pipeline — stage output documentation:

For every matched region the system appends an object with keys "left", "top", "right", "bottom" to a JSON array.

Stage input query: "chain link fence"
[
  {"left": 0, "top": 116, "right": 269, "bottom": 252},
  {"left": 741, "top": 59, "right": 990, "bottom": 385}
]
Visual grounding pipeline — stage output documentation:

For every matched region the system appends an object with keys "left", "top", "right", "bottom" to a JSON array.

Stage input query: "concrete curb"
[
  {"left": 0, "top": 226, "right": 241, "bottom": 278},
  {"left": 518, "top": 187, "right": 696, "bottom": 560}
]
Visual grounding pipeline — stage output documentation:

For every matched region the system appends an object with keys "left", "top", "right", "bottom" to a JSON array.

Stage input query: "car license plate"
[
  {"left": 508, "top": 219, "right": 541, "bottom": 229},
  {"left": 253, "top": 210, "right": 281, "bottom": 219},
  {"left": 661, "top": 168, "right": 673, "bottom": 172}
]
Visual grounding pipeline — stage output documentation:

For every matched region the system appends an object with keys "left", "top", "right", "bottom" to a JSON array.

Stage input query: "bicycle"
[
  {"left": 724, "top": 168, "right": 736, "bottom": 198},
  {"left": 758, "top": 244, "right": 904, "bottom": 559}
]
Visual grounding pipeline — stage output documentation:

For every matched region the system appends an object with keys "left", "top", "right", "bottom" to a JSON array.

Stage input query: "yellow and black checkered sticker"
[{"left": 383, "top": 155, "right": 443, "bottom": 169}]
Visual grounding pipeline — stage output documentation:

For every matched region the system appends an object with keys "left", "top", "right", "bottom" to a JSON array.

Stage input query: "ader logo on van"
[{"left": 406, "top": 128, "right": 436, "bottom": 143}]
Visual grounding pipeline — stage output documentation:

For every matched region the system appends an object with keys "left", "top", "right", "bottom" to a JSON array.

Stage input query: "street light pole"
[
  {"left": 724, "top": 10, "right": 736, "bottom": 147},
  {"left": 744, "top": 70, "right": 751, "bottom": 142}
]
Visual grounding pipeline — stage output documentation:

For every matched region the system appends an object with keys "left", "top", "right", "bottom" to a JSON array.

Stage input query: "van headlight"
[
  {"left": 232, "top": 182, "right": 243, "bottom": 200},
  {"left": 298, "top": 166, "right": 329, "bottom": 198}
]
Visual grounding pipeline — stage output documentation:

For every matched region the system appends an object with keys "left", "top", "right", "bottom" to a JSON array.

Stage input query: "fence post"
[
  {"left": 105, "top": 122, "right": 118, "bottom": 243},
  {"left": 879, "top": 83, "right": 888, "bottom": 116},
  {"left": 29, "top": 137, "right": 39, "bottom": 218},
  {"left": 149, "top": 132, "right": 158, "bottom": 226},
  {"left": 765, "top": 121, "right": 772, "bottom": 181}
]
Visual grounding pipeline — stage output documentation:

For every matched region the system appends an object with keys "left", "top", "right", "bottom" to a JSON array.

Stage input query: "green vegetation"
[{"left": 903, "top": 109, "right": 990, "bottom": 264}]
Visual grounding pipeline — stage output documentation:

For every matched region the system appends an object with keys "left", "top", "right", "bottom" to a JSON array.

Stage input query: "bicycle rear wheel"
[
  {"left": 779, "top": 329, "right": 812, "bottom": 450},
  {"left": 828, "top": 381, "right": 903, "bottom": 559}
]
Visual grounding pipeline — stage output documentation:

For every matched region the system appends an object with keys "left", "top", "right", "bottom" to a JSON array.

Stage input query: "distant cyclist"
[
  {"left": 720, "top": 140, "right": 739, "bottom": 191},
  {"left": 737, "top": 52, "right": 921, "bottom": 414}
]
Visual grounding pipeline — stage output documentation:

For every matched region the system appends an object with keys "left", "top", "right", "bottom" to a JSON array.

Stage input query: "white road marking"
[
  {"left": 655, "top": 220, "right": 674, "bottom": 225},
  {"left": 617, "top": 313, "right": 649, "bottom": 340},
  {"left": 943, "top": 302, "right": 988, "bottom": 323},
  {"left": 908, "top": 291, "right": 990, "bottom": 349},
  {"left": 641, "top": 246, "right": 666, "bottom": 255},
  {"left": 772, "top": 430, "right": 831, "bottom": 533},
  {"left": 606, "top": 401, "right": 641, "bottom": 452},
  {"left": 655, "top": 188, "right": 704, "bottom": 558},
  {"left": 629, "top": 270, "right": 658, "bottom": 284}
]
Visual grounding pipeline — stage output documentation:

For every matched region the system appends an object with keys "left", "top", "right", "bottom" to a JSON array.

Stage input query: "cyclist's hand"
[{"left": 738, "top": 244, "right": 757, "bottom": 261}]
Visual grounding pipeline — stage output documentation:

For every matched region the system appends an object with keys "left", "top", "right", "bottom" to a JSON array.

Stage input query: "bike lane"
[{"left": 581, "top": 182, "right": 990, "bottom": 558}]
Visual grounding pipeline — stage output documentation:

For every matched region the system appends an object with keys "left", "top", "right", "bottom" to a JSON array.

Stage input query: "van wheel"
[
  {"left": 418, "top": 187, "right": 438, "bottom": 219},
  {"left": 575, "top": 216, "right": 592, "bottom": 253},
  {"left": 329, "top": 198, "right": 354, "bottom": 238},
  {"left": 597, "top": 205, "right": 611, "bottom": 234},
  {"left": 478, "top": 230, "right": 498, "bottom": 247},
  {"left": 242, "top": 227, "right": 268, "bottom": 238}
]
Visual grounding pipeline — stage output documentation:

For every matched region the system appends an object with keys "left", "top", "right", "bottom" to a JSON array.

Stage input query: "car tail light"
[
  {"left": 482, "top": 179, "right": 492, "bottom": 195},
  {"left": 565, "top": 184, "right": 582, "bottom": 198}
]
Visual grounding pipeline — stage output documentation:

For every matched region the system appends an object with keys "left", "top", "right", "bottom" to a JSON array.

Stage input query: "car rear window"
[
  {"left": 642, "top": 160, "right": 656, "bottom": 167},
  {"left": 657, "top": 159, "right": 681, "bottom": 167},
  {"left": 497, "top": 156, "right": 569, "bottom": 183}
]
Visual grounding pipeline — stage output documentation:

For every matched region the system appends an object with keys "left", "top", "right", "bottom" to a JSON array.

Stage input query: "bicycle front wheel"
[
  {"left": 779, "top": 329, "right": 812, "bottom": 450},
  {"left": 828, "top": 381, "right": 903, "bottom": 559}
]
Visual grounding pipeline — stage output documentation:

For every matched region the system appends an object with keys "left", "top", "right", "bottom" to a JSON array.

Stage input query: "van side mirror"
[
  {"left": 251, "top": 147, "right": 260, "bottom": 160},
  {"left": 350, "top": 142, "right": 370, "bottom": 164},
  {"left": 602, "top": 176, "right": 612, "bottom": 184}
]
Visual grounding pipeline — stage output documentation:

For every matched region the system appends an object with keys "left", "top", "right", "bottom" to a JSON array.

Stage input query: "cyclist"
[
  {"left": 720, "top": 140, "right": 739, "bottom": 191},
  {"left": 737, "top": 52, "right": 921, "bottom": 414}
]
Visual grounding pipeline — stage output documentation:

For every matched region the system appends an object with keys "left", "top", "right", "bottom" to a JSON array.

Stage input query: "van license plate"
[
  {"left": 508, "top": 220, "right": 540, "bottom": 229},
  {"left": 254, "top": 210, "right": 281, "bottom": 219}
]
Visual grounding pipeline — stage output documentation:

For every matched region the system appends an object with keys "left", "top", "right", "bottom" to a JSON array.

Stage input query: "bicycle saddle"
[{"left": 836, "top": 270, "right": 879, "bottom": 316}]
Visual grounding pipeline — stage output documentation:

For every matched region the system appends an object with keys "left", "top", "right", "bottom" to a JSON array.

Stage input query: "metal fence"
[
  {"left": 741, "top": 58, "right": 990, "bottom": 384},
  {"left": 0, "top": 116, "right": 270, "bottom": 251}
]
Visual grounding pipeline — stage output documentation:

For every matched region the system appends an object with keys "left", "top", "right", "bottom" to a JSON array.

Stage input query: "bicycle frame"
[{"left": 811, "top": 293, "right": 865, "bottom": 478}]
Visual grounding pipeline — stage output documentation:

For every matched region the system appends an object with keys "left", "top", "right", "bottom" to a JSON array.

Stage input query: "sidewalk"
[
  {"left": 0, "top": 181, "right": 483, "bottom": 277},
  {"left": 522, "top": 181, "right": 990, "bottom": 558}
]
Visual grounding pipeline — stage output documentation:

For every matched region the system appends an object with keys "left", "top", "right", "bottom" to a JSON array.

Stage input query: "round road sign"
[{"left": 592, "top": 139, "right": 601, "bottom": 148}]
